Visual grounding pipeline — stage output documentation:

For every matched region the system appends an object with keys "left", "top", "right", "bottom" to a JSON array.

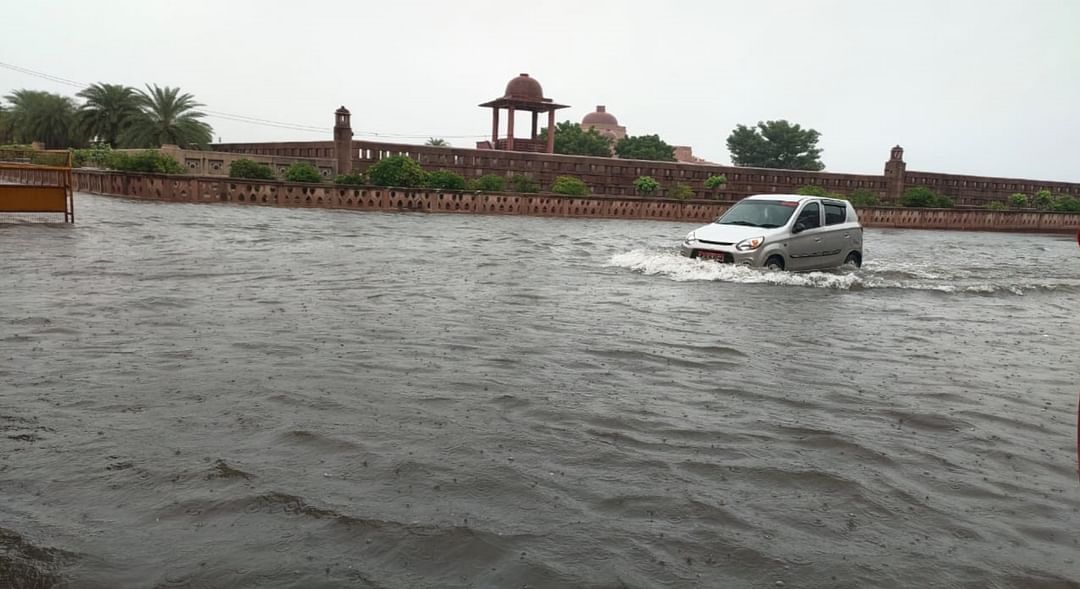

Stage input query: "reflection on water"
[{"left": 1, "top": 195, "right": 1078, "bottom": 588}]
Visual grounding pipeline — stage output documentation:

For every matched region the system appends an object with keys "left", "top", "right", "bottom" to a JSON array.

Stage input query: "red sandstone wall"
[
  {"left": 213, "top": 139, "right": 1080, "bottom": 207},
  {"left": 72, "top": 170, "right": 1080, "bottom": 234}
]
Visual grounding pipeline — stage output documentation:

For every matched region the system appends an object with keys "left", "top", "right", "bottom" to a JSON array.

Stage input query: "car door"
[
  {"left": 820, "top": 200, "right": 851, "bottom": 267},
  {"left": 786, "top": 201, "right": 825, "bottom": 271}
]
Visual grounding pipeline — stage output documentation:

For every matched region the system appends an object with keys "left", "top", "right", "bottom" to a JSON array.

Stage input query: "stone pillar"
[
  {"left": 491, "top": 108, "right": 499, "bottom": 144},
  {"left": 883, "top": 145, "right": 906, "bottom": 203},
  {"left": 545, "top": 110, "right": 556, "bottom": 154},
  {"left": 507, "top": 106, "right": 515, "bottom": 151},
  {"left": 531, "top": 112, "right": 538, "bottom": 139},
  {"left": 333, "top": 106, "right": 353, "bottom": 175}
]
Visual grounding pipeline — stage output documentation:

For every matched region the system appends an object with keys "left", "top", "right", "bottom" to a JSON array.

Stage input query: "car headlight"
[
  {"left": 684, "top": 231, "right": 696, "bottom": 243},
  {"left": 735, "top": 236, "right": 764, "bottom": 251}
]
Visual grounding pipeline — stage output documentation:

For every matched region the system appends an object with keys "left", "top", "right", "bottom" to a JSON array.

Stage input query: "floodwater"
[{"left": 1, "top": 194, "right": 1078, "bottom": 589}]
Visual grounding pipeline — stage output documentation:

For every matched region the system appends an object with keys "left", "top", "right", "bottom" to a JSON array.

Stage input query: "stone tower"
[
  {"left": 884, "top": 145, "right": 906, "bottom": 202},
  {"left": 334, "top": 106, "right": 353, "bottom": 175}
]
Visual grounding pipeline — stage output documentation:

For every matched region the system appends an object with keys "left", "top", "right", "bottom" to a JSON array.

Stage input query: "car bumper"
[{"left": 680, "top": 242, "right": 767, "bottom": 266}]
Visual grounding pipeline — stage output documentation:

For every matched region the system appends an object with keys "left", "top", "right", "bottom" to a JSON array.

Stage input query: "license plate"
[{"left": 698, "top": 250, "right": 728, "bottom": 262}]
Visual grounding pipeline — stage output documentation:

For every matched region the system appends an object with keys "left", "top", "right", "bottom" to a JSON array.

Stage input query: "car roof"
[{"left": 743, "top": 194, "right": 850, "bottom": 205}]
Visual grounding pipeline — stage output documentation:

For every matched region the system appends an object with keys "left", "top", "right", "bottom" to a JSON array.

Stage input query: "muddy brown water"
[{"left": 1, "top": 194, "right": 1078, "bottom": 588}]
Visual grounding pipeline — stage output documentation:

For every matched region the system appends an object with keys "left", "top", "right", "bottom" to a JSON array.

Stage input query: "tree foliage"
[
  {"left": 846, "top": 188, "right": 879, "bottom": 207},
  {"left": 367, "top": 155, "right": 428, "bottom": 187},
  {"left": 334, "top": 171, "right": 366, "bottom": 185},
  {"left": 229, "top": 159, "right": 275, "bottom": 180},
  {"left": 468, "top": 174, "right": 506, "bottom": 192},
  {"left": 669, "top": 183, "right": 694, "bottom": 199},
  {"left": 106, "top": 150, "right": 184, "bottom": 174},
  {"left": 727, "top": 120, "right": 824, "bottom": 171},
  {"left": 284, "top": 162, "right": 323, "bottom": 183},
  {"left": 3, "top": 89, "right": 80, "bottom": 148},
  {"left": 634, "top": 176, "right": 660, "bottom": 195},
  {"left": 123, "top": 84, "right": 213, "bottom": 148},
  {"left": 510, "top": 174, "right": 540, "bottom": 193},
  {"left": 424, "top": 169, "right": 467, "bottom": 190},
  {"left": 551, "top": 175, "right": 588, "bottom": 196},
  {"left": 425, "top": 138, "right": 449, "bottom": 147},
  {"left": 614, "top": 134, "right": 675, "bottom": 162},
  {"left": 900, "top": 186, "right": 953, "bottom": 208},
  {"left": 77, "top": 83, "right": 140, "bottom": 147},
  {"left": 537, "top": 121, "right": 613, "bottom": 157},
  {"left": 1007, "top": 192, "right": 1028, "bottom": 208},
  {"left": 704, "top": 175, "right": 728, "bottom": 189}
]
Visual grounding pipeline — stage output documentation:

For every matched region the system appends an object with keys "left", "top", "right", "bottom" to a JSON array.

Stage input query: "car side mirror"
[{"left": 793, "top": 222, "right": 806, "bottom": 233}]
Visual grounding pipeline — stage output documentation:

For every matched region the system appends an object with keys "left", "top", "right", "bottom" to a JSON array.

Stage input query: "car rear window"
[{"left": 824, "top": 203, "right": 847, "bottom": 225}]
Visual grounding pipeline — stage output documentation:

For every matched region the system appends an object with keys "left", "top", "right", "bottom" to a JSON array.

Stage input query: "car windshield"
[{"left": 715, "top": 200, "right": 799, "bottom": 228}]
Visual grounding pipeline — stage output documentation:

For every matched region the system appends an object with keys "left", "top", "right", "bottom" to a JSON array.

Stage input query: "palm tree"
[
  {"left": 425, "top": 137, "right": 449, "bottom": 147},
  {"left": 3, "top": 89, "right": 80, "bottom": 148},
  {"left": 76, "top": 83, "right": 140, "bottom": 147},
  {"left": 0, "top": 104, "right": 12, "bottom": 144},
  {"left": 123, "top": 84, "right": 213, "bottom": 148}
]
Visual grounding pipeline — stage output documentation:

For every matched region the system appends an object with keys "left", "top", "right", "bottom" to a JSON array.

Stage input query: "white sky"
[{"left": 2, "top": 0, "right": 1078, "bottom": 181}]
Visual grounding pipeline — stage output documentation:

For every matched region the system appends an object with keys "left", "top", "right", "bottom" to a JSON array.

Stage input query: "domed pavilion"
[
  {"left": 479, "top": 73, "right": 568, "bottom": 153},
  {"left": 581, "top": 105, "right": 626, "bottom": 142}
]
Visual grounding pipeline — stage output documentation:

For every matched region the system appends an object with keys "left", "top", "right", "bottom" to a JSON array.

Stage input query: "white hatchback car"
[{"left": 680, "top": 194, "right": 863, "bottom": 271}]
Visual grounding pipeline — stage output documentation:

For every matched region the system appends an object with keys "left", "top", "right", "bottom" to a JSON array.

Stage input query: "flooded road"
[{"left": 2, "top": 194, "right": 1078, "bottom": 588}]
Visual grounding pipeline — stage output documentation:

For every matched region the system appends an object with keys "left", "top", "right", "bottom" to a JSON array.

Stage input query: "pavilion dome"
[
  {"left": 583, "top": 105, "right": 618, "bottom": 126},
  {"left": 504, "top": 73, "right": 544, "bottom": 101}
]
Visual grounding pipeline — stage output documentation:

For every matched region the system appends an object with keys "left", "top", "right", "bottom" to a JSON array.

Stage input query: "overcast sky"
[{"left": 3, "top": 0, "right": 1077, "bottom": 181}]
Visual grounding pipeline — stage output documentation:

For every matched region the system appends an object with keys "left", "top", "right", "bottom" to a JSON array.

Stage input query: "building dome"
[
  {"left": 504, "top": 73, "right": 544, "bottom": 101},
  {"left": 582, "top": 105, "right": 618, "bottom": 126}
]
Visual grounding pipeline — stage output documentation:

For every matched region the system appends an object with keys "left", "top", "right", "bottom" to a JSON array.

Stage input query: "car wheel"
[
  {"left": 844, "top": 252, "right": 862, "bottom": 268},
  {"left": 765, "top": 255, "right": 784, "bottom": 271}
]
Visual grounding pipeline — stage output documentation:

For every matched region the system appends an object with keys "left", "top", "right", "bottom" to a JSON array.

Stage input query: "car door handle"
[
  {"left": 813, "top": 237, "right": 822, "bottom": 243},
  {"left": 844, "top": 233, "right": 850, "bottom": 239}
]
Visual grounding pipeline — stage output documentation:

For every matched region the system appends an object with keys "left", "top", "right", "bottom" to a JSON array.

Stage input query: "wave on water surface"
[{"left": 607, "top": 249, "right": 1073, "bottom": 294}]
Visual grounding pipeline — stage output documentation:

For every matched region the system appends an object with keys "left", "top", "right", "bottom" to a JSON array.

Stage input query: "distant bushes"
[
  {"left": 551, "top": 175, "right": 588, "bottom": 196},
  {"left": 845, "top": 188, "right": 879, "bottom": 207},
  {"left": 229, "top": 159, "right": 274, "bottom": 180},
  {"left": 468, "top": 174, "right": 506, "bottom": 192},
  {"left": 106, "top": 150, "right": 184, "bottom": 174},
  {"left": 509, "top": 174, "right": 540, "bottom": 193},
  {"left": 367, "top": 155, "right": 427, "bottom": 187},
  {"left": 424, "top": 170, "right": 467, "bottom": 190},
  {"left": 669, "top": 183, "right": 694, "bottom": 200},
  {"left": 900, "top": 186, "right": 953, "bottom": 208},
  {"left": 334, "top": 171, "right": 366, "bottom": 185},
  {"left": 634, "top": 175, "right": 659, "bottom": 196},
  {"left": 284, "top": 162, "right": 323, "bottom": 183}
]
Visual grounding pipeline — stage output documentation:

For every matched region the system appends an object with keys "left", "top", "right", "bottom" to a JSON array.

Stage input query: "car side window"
[
  {"left": 795, "top": 202, "right": 821, "bottom": 230},
  {"left": 824, "top": 203, "right": 847, "bottom": 225}
]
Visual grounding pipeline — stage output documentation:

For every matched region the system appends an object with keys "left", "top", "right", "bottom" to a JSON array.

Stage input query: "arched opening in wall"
[
  {"left": 368, "top": 200, "right": 374, "bottom": 207},
  {"left": 306, "top": 196, "right": 311, "bottom": 203},
  {"left": 346, "top": 199, "right": 352, "bottom": 205},
  {"left": 262, "top": 196, "right": 268, "bottom": 203}
]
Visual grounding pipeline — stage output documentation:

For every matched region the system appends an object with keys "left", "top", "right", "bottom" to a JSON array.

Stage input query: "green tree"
[
  {"left": 551, "top": 175, "right": 588, "bottom": 196},
  {"left": 229, "top": 158, "right": 275, "bottom": 180},
  {"left": 846, "top": 188, "right": 879, "bottom": 206},
  {"left": 537, "top": 121, "right": 613, "bottom": 157},
  {"left": 76, "top": 83, "right": 140, "bottom": 147},
  {"left": 615, "top": 134, "right": 675, "bottom": 161},
  {"left": 106, "top": 150, "right": 184, "bottom": 174},
  {"left": 634, "top": 176, "right": 660, "bottom": 195},
  {"left": 123, "top": 84, "right": 213, "bottom": 148},
  {"left": 334, "top": 172, "right": 366, "bottom": 185},
  {"left": 1007, "top": 192, "right": 1028, "bottom": 208},
  {"left": 987, "top": 201, "right": 1007, "bottom": 210},
  {"left": 425, "top": 138, "right": 449, "bottom": 147},
  {"left": 796, "top": 185, "right": 839, "bottom": 198},
  {"left": 424, "top": 170, "right": 467, "bottom": 190},
  {"left": 3, "top": 89, "right": 80, "bottom": 148},
  {"left": 1033, "top": 189, "right": 1054, "bottom": 210},
  {"left": 367, "top": 155, "right": 427, "bottom": 187},
  {"left": 727, "top": 120, "right": 824, "bottom": 171},
  {"left": 669, "top": 183, "right": 694, "bottom": 199},
  {"left": 703, "top": 175, "right": 727, "bottom": 189},
  {"left": 901, "top": 186, "right": 953, "bottom": 208},
  {"left": 284, "top": 162, "right": 323, "bottom": 183},
  {"left": 509, "top": 174, "right": 540, "bottom": 193},
  {"left": 1052, "top": 195, "right": 1080, "bottom": 212},
  {"left": 468, "top": 174, "right": 506, "bottom": 191},
  {"left": 0, "top": 104, "right": 12, "bottom": 144}
]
